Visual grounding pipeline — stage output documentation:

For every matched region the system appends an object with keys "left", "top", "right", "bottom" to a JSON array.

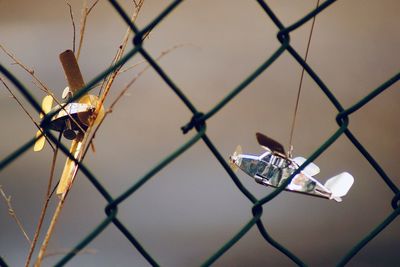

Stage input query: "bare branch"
[
  {"left": 25, "top": 133, "right": 62, "bottom": 267},
  {"left": 0, "top": 185, "right": 31, "bottom": 245},
  {"left": 96, "top": 0, "right": 145, "bottom": 112},
  {"left": 75, "top": 0, "right": 100, "bottom": 60},
  {"left": 76, "top": 0, "right": 99, "bottom": 60},
  {"left": 89, "top": 44, "right": 185, "bottom": 155},
  {"left": 0, "top": 43, "right": 50, "bottom": 94},
  {"left": 34, "top": 190, "right": 68, "bottom": 267},
  {"left": 1, "top": 76, "right": 39, "bottom": 130},
  {"left": 0, "top": 76, "right": 55, "bottom": 151},
  {"left": 98, "top": 51, "right": 120, "bottom": 96},
  {"left": 65, "top": 1, "right": 76, "bottom": 54},
  {"left": 44, "top": 248, "right": 97, "bottom": 258},
  {"left": 118, "top": 60, "right": 147, "bottom": 74},
  {"left": 87, "top": 0, "right": 100, "bottom": 15},
  {"left": 76, "top": 0, "right": 88, "bottom": 60}
]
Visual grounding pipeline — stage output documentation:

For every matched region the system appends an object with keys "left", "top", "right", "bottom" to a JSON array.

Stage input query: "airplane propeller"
[
  {"left": 33, "top": 95, "right": 53, "bottom": 152},
  {"left": 229, "top": 145, "right": 242, "bottom": 172},
  {"left": 256, "top": 132, "right": 285, "bottom": 156}
]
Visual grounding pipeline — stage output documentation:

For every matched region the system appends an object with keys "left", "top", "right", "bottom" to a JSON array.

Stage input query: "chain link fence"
[{"left": 0, "top": 0, "right": 399, "bottom": 266}]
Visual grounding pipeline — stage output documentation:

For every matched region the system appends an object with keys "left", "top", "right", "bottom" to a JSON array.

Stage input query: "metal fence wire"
[{"left": 0, "top": 0, "right": 399, "bottom": 266}]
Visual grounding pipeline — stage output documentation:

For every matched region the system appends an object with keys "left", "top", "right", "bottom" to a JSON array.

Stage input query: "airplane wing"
[
  {"left": 56, "top": 134, "right": 83, "bottom": 195},
  {"left": 292, "top": 156, "right": 320, "bottom": 177}
]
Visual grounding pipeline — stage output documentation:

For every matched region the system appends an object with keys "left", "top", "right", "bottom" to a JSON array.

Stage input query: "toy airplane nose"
[
  {"left": 229, "top": 154, "right": 241, "bottom": 172},
  {"left": 229, "top": 145, "right": 243, "bottom": 171}
]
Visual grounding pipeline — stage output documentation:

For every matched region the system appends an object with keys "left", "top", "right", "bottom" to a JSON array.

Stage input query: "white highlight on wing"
[
  {"left": 324, "top": 172, "right": 354, "bottom": 201},
  {"left": 62, "top": 86, "right": 71, "bottom": 99},
  {"left": 260, "top": 145, "right": 272, "bottom": 152},
  {"left": 292, "top": 156, "right": 320, "bottom": 176}
]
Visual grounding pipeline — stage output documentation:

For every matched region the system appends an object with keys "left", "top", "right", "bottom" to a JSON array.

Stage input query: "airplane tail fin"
[{"left": 324, "top": 172, "right": 354, "bottom": 202}]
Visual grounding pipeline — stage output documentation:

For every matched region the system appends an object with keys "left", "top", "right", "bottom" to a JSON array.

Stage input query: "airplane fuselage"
[
  {"left": 231, "top": 151, "right": 318, "bottom": 194},
  {"left": 42, "top": 102, "right": 95, "bottom": 140}
]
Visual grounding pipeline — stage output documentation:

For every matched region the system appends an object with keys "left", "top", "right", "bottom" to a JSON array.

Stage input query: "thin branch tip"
[{"left": 0, "top": 186, "right": 32, "bottom": 245}]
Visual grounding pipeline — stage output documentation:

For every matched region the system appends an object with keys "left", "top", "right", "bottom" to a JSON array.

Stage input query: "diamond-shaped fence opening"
[{"left": 0, "top": 0, "right": 399, "bottom": 266}]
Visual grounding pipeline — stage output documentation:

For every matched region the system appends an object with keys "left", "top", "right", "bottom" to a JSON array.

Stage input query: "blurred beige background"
[{"left": 0, "top": 0, "right": 399, "bottom": 266}]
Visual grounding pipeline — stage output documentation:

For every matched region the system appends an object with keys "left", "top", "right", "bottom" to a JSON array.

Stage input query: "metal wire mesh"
[{"left": 0, "top": 0, "right": 399, "bottom": 266}]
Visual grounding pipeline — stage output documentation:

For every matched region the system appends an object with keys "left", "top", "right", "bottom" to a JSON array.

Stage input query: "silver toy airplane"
[
  {"left": 33, "top": 50, "right": 103, "bottom": 151},
  {"left": 229, "top": 132, "right": 354, "bottom": 202}
]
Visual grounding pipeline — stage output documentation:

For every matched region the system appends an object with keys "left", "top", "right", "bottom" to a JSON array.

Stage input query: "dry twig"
[
  {"left": 44, "top": 248, "right": 97, "bottom": 258},
  {"left": 87, "top": 44, "right": 186, "bottom": 177},
  {"left": 118, "top": 60, "right": 147, "bottom": 74},
  {"left": 0, "top": 185, "right": 31, "bottom": 245},
  {"left": 95, "top": 0, "right": 145, "bottom": 109},
  {"left": 76, "top": 0, "right": 100, "bottom": 60},
  {"left": 0, "top": 44, "right": 51, "bottom": 95},
  {"left": 34, "top": 190, "right": 68, "bottom": 267},
  {"left": 81, "top": 0, "right": 148, "bottom": 183},
  {"left": 0, "top": 76, "right": 55, "bottom": 151},
  {"left": 65, "top": 1, "right": 76, "bottom": 53},
  {"left": 25, "top": 133, "right": 62, "bottom": 267},
  {"left": 87, "top": 0, "right": 100, "bottom": 14}
]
